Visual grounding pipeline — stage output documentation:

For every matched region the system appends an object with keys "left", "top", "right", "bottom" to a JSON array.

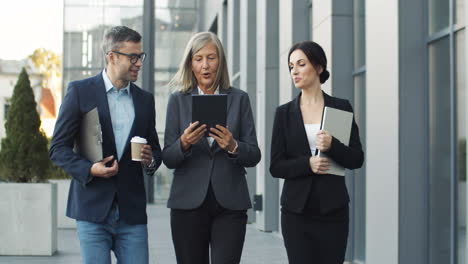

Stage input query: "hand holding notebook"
[{"left": 317, "top": 106, "right": 353, "bottom": 176}]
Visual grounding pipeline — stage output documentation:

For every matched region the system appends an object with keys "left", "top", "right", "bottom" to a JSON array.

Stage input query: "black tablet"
[{"left": 192, "top": 94, "right": 227, "bottom": 137}]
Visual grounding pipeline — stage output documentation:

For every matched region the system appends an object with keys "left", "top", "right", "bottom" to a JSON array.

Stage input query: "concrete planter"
[
  {"left": 49, "top": 179, "right": 76, "bottom": 229},
  {"left": 0, "top": 183, "right": 57, "bottom": 256}
]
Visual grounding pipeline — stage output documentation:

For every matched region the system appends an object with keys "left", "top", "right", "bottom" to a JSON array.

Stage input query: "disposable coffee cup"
[{"left": 131, "top": 136, "right": 147, "bottom": 161}]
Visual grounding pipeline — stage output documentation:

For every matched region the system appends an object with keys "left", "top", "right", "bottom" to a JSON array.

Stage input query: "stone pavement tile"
[{"left": 0, "top": 204, "right": 288, "bottom": 264}]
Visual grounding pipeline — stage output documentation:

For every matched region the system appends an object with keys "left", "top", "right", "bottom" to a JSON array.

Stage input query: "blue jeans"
[{"left": 76, "top": 203, "right": 149, "bottom": 264}]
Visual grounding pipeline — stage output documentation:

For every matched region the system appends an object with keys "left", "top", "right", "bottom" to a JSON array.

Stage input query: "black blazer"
[
  {"left": 270, "top": 91, "right": 364, "bottom": 214},
  {"left": 49, "top": 73, "right": 162, "bottom": 224}
]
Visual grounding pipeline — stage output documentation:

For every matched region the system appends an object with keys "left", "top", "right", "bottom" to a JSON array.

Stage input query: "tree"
[
  {"left": 29, "top": 48, "right": 61, "bottom": 88},
  {"left": 0, "top": 68, "right": 51, "bottom": 182}
]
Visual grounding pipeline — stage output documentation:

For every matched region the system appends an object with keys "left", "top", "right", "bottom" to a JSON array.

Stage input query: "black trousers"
[
  {"left": 170, "top": 185, "right": 248, "bottom": 264},
  {"left": 281, "top": 206, "right": 349, "bottom": 264}
]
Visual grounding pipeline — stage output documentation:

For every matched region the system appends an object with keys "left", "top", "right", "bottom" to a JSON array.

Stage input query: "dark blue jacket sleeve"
[{"left": 49, "top": 83, "right": 93, "bottom": 186}]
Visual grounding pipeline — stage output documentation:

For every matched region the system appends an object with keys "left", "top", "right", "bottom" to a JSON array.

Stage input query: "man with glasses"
[{"left": 50, "top": 26, "right": 161, "bottom": 264}]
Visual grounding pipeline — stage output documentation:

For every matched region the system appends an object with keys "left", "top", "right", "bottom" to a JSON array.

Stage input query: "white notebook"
[{"left": 317, "top": 106, "right": 353, "bottom": 176}]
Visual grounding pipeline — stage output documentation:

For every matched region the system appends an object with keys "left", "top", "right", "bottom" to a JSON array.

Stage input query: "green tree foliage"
[
  {"left": 29, "top": 48, "right": 61, "bottom": 87},
  {"left": 0, "top": 68, "right": 51, "bottom": 182}
]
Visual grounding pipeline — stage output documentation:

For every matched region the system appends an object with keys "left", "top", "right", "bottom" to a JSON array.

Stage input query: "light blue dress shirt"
[{"left": 102, "top": 70, "right": 135, "bottom": 160}]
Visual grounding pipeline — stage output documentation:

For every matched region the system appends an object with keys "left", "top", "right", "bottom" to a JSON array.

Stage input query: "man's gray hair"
[{"left": 102, "top": 26, "right": 142, "bottom": 64}]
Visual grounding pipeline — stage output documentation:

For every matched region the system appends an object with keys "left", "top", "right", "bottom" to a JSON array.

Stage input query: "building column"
[
  {"left": 142, "top": 0, "right": 155, "bottom": 94},
  {"left": 279, "top": 0, "right": 310, "bottom": 106},
  {"left": 240, "top": 0, "right": 257, "bottom": 223},
  {"left": 366, "top": 0, "right": 399, "bottom": 263},
  {"left": 465, "top": 0, "right": 468, "bottom": 260},
  {"left": 398, "top": 0, "right": 429, "bottom": 262},
  {"left": 311, "top": 0, "right": 333, "bottom": 94},
  {"left": 217, "top": 0, "right": 228, "bottom": 49},
  {"left": 227, "top": 0, "right": 240, "bottom": 87},
  {"left": 255, "top": 0, "right": 279, "bottom": 232},
  {"left": 142, "top": 0, "right": 155, "bottom": 203}
]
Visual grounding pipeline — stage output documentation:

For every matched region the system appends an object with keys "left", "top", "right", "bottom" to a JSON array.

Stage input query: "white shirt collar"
[
  {"left": 102, "top": 69, "right": 131, "bottom": 93},
  {"left": 197, "top": 86, "right": 219, "bottom": 95}
]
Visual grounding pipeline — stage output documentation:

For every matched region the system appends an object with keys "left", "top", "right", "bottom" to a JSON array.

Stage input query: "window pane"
[
  {"left": 353, "top": 0, "right": 365, "bottom": 69},
  {"left": 429, "top": 36, "right": 452, "bottom": 264},
  {"left": 353, "top": 73, "right": 366, "bottom": 262},
  {"left": 65, "top": 0, "right": 142, "bottom": 7},
  {"left": 104, "top": 7, "right": 143, "bottom": 31},
  {"left": 429, "top": 0, "right": 450, "bottom": 34},
  {"left": 63, "top": 2, "right": 144, "bottom": 91},
  {"left": 456, "top": 29, "right": 466, "bottom": 264},
  {"left": 152, "top": 3, "right": 198, "bottom": 200},
  {"left": 156, "top": 0, "right": 197, "bottom": 9},
  {"left": 456, "top": 0, "right": 465, "bottom": 27}
]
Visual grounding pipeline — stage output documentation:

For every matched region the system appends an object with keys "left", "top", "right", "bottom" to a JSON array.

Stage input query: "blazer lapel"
[
  {"left": 93, "top": 74, "right": 117, "bottom": 157},
  {"left": 322, "top": 91, "right": 335, "bottom": 108},
  {"left": 290, "top": 93, "right": 313, "bottom": 156}
]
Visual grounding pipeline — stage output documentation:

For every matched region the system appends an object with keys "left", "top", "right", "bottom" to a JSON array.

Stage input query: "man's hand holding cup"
[{"left": 131, "top": 136, "right": 152, "bottom": 166}]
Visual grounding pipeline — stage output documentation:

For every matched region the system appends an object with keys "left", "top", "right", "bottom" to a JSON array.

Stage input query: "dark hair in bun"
[
  {"left": 320, "top": 70, "right": 330, "bottom": 83},
  {"left": 288, "top": 41, "right": 329, "bottom": 84}
]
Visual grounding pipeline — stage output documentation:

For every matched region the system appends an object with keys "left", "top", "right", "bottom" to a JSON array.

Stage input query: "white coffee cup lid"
[{"left": 131, "top": 136, "right": 147, "bottom": 144}]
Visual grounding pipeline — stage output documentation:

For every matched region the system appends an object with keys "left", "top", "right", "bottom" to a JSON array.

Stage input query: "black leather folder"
[{"left": 192, "top": 94, "right": 227, "bottom": 137}]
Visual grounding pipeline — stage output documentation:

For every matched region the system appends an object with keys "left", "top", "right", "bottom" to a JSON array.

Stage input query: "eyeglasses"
[{"left": 110, "top": 50, "right": 146, "bottom": 64}]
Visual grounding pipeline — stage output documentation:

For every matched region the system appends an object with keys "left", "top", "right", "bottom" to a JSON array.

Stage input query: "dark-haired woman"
[{"left": 270, "top": 41, "right": 364, "bottom": 264}]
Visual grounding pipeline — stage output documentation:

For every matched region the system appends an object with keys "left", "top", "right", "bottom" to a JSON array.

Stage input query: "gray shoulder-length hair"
[{"left": 168, "top": 32, "right": 230, "bottom": 93}]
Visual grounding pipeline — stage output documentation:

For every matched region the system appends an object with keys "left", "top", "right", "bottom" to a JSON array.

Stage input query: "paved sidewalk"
[{"left": 0, "top": 204, "right": 288, "bottom": 264}]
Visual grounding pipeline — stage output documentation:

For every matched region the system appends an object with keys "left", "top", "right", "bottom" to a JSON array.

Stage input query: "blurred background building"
[{"left": 58, "top": 0, "right": 467, "bottom": 263}]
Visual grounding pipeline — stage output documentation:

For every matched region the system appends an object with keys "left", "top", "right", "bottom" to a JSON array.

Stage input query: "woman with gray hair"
[{"left": 162, "top": 32, "right": 261, "bottom": 264}]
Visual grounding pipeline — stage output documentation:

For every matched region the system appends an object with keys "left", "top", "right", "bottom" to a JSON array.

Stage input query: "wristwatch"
[
  {"left": 227, "top": 141, "right": 238, "bottom": 154},
  {"left": 145, "top": 157, "right": 156, "bottom": 168}
]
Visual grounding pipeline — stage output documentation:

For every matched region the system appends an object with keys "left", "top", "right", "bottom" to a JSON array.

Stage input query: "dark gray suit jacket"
[{"left": 162, "top": 87, "right": 261, "bottom": 210}]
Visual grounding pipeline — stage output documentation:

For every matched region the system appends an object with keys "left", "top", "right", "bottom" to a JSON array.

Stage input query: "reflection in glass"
[
  {"left": 153, "top": 1, "right": 199, "bottom": 200},
  {"left": 456, "top": 29, "right": 466, "bottom": 264},
  {"left": 428, "top": 0, "right": 450, "bottom": 34},
  {"left": 63, "top": 1, "right": 144, "bottom": 92},
  {"left": 429, "top": 36, "right": 452, "bottom": 264},
  {"left": 65, "top": 0, "right": 142, "bottom": 7},
  {"left": 155, "top": 0, "right": 197, "bottom": 9}
]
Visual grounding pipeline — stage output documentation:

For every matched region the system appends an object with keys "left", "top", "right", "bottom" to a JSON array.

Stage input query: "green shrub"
[{"left": 0, "top": 68, "right": 51, "bottom": 182}]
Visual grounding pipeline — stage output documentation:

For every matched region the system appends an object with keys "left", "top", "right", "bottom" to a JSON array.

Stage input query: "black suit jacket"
[
  {"left": 270, "top": 91, "right": 364, "bottom": 214},
  {"left": 49, "top": 73, "right": 162, "bottom": 224}
]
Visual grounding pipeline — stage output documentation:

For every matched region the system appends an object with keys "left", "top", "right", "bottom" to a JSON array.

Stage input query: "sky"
[{"left": 0, "top": 0, "right": 63, "bottom": 60}]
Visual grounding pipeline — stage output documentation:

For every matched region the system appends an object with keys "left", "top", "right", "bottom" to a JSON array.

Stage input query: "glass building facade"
[
  {"left": 62, "top": 0, "right": 199, "bottom": 200},
  {"left": 61, "top": 0, "right": 468, "bottom": 262},
  {"left": 428, "top": 0, "right": 466, "bottom": 263}
]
